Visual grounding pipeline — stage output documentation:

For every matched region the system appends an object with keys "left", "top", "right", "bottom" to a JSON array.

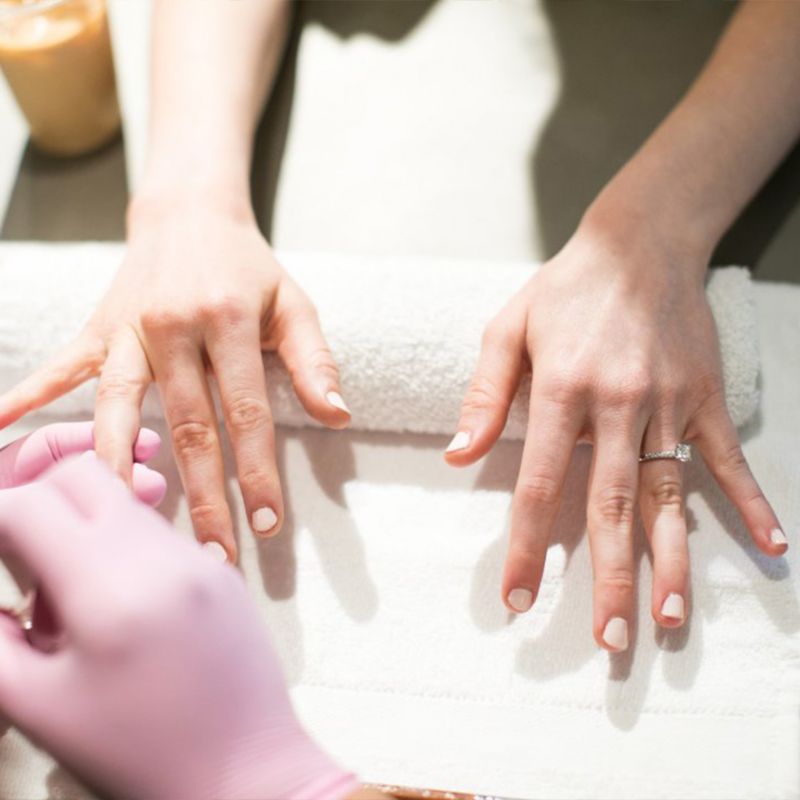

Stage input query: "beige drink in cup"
[{"left": 0, "top": 0, "right": 120, "bottom": 156}]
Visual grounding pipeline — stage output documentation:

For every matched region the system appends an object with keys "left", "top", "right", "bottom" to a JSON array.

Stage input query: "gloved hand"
[
  {"left": 0, "top": 421, "right": 166, "bottom": 506},
  {"left": 0, "top": 457, "right": 357, "bottom": 800}
]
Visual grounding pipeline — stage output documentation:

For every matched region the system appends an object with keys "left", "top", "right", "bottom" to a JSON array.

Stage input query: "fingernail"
[
  {"left": 507, "top": 588, "right": 534, "bottom": 613},
  {"left": 602, "top": 617, "right": 629, "bottom": 651},
  {"left": 770, "top": 528, "right": 788, "bottom": 547},
  {"left": 660, "top": 593, "right": 685, "bottom": 621},
  {"left": 446, "top": 431, "right": 471, "bottom": 453},
  {"left": 326, "top": 391, "right": 350, "bottom": 414},
  {"left": 252, "top": 506, "right": 278, "bottom": 534},
  {"left": 203, "top": 541, "right": 228, "bottom": 563}
]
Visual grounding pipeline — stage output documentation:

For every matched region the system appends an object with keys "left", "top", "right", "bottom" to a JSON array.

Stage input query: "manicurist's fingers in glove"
[
  {"left": 0, "top": 457, "right": 358, "bottom": 800},
  {"left": 0, "top": 421, "right": 166, "bottom": 506}
]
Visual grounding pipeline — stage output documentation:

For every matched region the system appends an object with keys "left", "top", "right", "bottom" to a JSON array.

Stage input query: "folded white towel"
[
  {"left": 0, "top": 243, "right": 759, "bottom": 433},
  {"left": 0, "top": 246, "right": 796, "bottom": 800}
]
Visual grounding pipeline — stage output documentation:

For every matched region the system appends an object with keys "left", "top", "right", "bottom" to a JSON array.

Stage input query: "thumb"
[
  {"left": 445, "top": 310, "right": 526, "bottom": 466},
  {"left": 272, "top": 285, "right": 350, "bottom": 430}
]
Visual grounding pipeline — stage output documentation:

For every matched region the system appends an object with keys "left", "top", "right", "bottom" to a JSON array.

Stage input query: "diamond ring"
[{"left": 639, "top": 443, "right": 692, "bottom": 463}]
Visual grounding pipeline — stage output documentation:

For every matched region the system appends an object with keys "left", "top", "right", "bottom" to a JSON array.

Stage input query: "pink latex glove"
[
  {"left": 0, "top": 421, "right": 166, "bottom": 506},
  {"left": 0, "top": 457, "right": 357, "bottom": 800}
]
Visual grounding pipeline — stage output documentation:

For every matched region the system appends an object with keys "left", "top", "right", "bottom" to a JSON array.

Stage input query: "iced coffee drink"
[{"left": 0, "top": 0, "right": 120, "bottom": 156}]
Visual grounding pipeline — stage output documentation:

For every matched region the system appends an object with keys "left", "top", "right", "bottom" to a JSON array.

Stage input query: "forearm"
[
  {"left": 134, "top": 0, "right": 291, "bottom": 212},
  {"left": 585, "top": 0, "right": 800, "bottom": 264}
]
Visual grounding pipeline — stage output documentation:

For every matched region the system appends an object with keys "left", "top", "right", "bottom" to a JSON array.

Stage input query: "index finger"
[
  {"left": 0, "top": 333, "right": 105, "bottom": 429},
  {"left": 502, "top": 382, "right": 584, "bottom": 613},
  {"left": 94, "top": 328, "right": 153, "bottom": 484}
]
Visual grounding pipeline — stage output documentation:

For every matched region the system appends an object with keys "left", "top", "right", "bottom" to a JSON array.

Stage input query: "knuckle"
[
  {"left": 303, "top": 345, "right": 339, "bottom": 380},
  {"left": 517, "top": 473, "right": 561, "bottom": 508},
  {"left": 188, "top": 502, "right": 223, "bottom": 531},
  {"left": 462, "top": 374, "right": 504, "bottom": 414},
  {"left": 600, "top": 372, "right": 652, "bottom": 407},
  {"left": 593, "top": 486, "right": 636, "bottom": 528},
  {"left": 96, "top": 373, "right": 142, "bottom": 402},
  {"left": 286, "top": 344, "right": 339, "bottom": 387},
  {"left": 226, "top": 395, "right": 270, "bottom": 434},
  {"left": 649, "top": 475, "right": 684, "bottom": 511},
  {"left": 541, "top": 371, "right": 589, "bottom": 406},
  {"left": 140, "top": 306, "right": 186, "bottom": 336},
  {"left": 598, "top": 566, "right": 635, "bottom": 595},
  {"left": 199, "top": 295, "right": 249, "bottom": 327},
  {"left": 171, "top": 420, "right": 216, "bottom": 459},
  {"left": 239, "top": 466, "right": 275, "bottom": 492}
]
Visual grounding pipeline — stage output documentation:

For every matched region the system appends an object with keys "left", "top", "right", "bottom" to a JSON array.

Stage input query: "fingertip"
[
  {"left": 598, "top": 617, "right": 629, "bottom": 653},
  {"left": 766, "top": 527, "right": 789, "bottom": 555},
  {"left": 293, "top": 385, "right": 351, "bottom": 430},
  {"left": 505, "top": 587, "right": 535, "bottom": 614},
  {"left": 201, "top": 540, "right": 232, "bottom": 564},
  {"left": 320, "top": 390, "right": 351, "bottom": 429},
  {"left": 653, "top": 592, "right": 686, "bottom": 628},
  {"left": 443, "top": 428, "right": 497, "bottom": 467},
  {"left": 250, "top": 505, "right": 282, "bottom": 538},
  {"left": 133, "top": 428, "right": 161, "bottom": 462}
]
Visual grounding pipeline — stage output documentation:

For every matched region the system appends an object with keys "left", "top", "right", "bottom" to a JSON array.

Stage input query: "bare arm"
[
  {"left": 589, "top": 0, "right": 800, "bottom": 264},
  {"left": 451, "top": 0, "right": 798, "bottom": 649},
  {"left": 0, "top": 0, "right": 350, "bottom": 561},
  {"left": 135, "top": 0, "right": 291, "bottom": 210}
]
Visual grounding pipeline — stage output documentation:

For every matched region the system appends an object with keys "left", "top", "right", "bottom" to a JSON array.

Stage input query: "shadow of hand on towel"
[
  {"left": 256, "top": 428, "right": 380, "bottom": 683},
  {"left": 469, "top": 443, "right": 706, "bottom": 731},
  {"left": 690, "top": 428, "right": 799, "bottom": 639}
]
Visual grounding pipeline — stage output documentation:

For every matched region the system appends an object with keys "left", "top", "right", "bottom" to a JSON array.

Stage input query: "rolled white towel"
[{"left": 0, "top": 242, "right": 759, "bottom": 435}]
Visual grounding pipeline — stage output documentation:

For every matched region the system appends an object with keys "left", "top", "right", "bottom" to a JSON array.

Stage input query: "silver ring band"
[{"left": 639, "top": 443, "right": 692, "bottom": 463}]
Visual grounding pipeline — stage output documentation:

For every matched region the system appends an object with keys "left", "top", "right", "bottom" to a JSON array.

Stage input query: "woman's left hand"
[
  {"left": 447, "top": 216, "right": 786, "bottom": 651},
  {"left": 0, "top": 421, "right": 166, "bottom": 506}
]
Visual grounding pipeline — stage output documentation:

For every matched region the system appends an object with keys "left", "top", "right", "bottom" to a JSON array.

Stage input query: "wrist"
[
  {"left": 577, "top": 180, "right": 713, "bottom": 282},
  {"left": 205, "top": 727, "right": 359, "bottom": 800},
  {"left": 583, "top": 152, "right": 723, "bottom": 272},
  {"left": 127, "top": 182, "right": 256, "bottom": 236}
]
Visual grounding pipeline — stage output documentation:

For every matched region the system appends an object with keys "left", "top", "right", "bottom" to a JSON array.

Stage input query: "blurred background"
[{"left": 1, "top": 0, "right": 799, "bottom": 283}]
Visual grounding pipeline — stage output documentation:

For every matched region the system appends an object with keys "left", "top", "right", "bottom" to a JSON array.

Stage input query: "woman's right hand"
[
  {"left": 0, "top": 456, "right": 357, "bottom": 800},
  {"left": 0, "top": 191, "right": 350, "bottom": 561}
]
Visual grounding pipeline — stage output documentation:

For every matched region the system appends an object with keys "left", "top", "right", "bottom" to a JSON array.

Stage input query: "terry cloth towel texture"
[
  {"left": 0, "top": 243, "right": 759, "bottom": 434},
  {"left": 0, "top": 252, "right": 797, "bottom": 800}
]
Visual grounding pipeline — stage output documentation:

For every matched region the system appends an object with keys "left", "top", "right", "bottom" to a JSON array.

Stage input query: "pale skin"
[
  {"left": 447, "top": 1, "right": 799, "bottom": 650},
  {"left": 0, "top": 0, "right": 349, "bottom": 562},
  {"left": 0, "top": 2, "right": 797, "bottom": 652}
]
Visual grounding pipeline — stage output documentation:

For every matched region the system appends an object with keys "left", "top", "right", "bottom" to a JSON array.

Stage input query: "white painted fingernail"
[
  {"left": 602, "top": 617, "right": 629, "bottom": 651},
  {"left": 507, "top": 588, "right": 534, "bottom": 613},
  {"left": 446, "top": 431, "right": 471, "bottom": 453},
  {"left": 660, "top": 593, "right": 685, "bottom": 621},
  {"left": 326, "top": 391, "right": 350, "bottom": 414},
  {"left": 252, "top": 506, "right": 278, "bottom": 533},
  {"left": 770, "top": 528, "right": 788, "bottom": 546},
  {"left": 203, "top": 541, "right": 228, "bottom": 563}
]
